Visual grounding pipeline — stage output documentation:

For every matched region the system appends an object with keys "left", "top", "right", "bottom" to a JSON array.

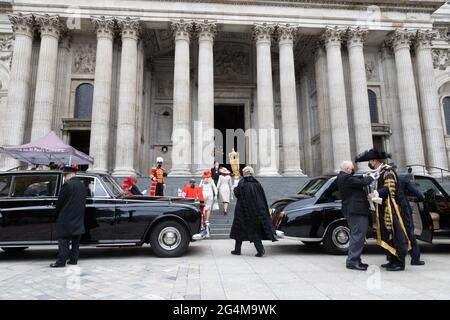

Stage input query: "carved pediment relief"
[
  {"left": 214, "top": 42, "right": 251, "bottom": 82},
  {"left": 0, "top": 35, "right": 14, "bottom": 70},
  {"left": 72, "top": 43, "right": 96, "bottom": 74}
]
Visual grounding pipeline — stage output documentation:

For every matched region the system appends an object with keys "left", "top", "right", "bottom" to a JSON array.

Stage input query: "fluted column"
[
  {"left": 389, "top": 29, "right": 426, "bottom": 174},
  {"left": 0, "top": 14, "right": 34, "bottom": 170},
  {"left": 195, "top": 20, "right": 216, "bottom": 174},
  {"left": 89, "top": 16, "right": 115, "bottom": 174},
  {"left": 253, "top": 23, "right": 279, "bottom": 176},
  {"left": 380, "top": 42, "right": 405, "bottom": 168},
  {"left": 314, "top": 42, "right": 334, "bottom": 174},
  {"left": 113, "top": 17, "right": 141, "bottom": 177},
  {"left": 170, "top": 20, "right": 193, "bottom": 176},
  {"left": 30, "top": 15, "right": 62, "bottom": 140},
  {"left": 277, "top": 25, "right": 304, "bottom": 176},
  {"left": 415, "top": 29, "right": 449, "bottom": 175},
  {"left": 322, "top": 27, "right": 351, "bottom": 171},
  {"left": 347, "top": 27, "right": 373, "bottom": 171}
]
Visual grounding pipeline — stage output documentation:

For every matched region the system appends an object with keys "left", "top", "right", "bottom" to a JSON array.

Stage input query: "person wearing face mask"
[
  {"left": 356, "top": 149, "right": 411, "bottom": 271},
  {"left": 336, "top": 160, "right": 375, "bottom": 271}
]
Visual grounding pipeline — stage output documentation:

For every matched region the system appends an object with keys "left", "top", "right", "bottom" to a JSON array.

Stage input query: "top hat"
[{"left": 355, "top": 149, "right": 391, "bottom": 163}]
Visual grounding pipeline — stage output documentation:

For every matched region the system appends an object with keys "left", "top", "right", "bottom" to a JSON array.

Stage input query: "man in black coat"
[
  {"left": 211, "top": 162, "right": 220, "bottom": 186},
  {"left": 336, "top": 160, "right": 374, "bottom": 271},
  {"left": 50, "top": 166, "right": 87, "bottom": 268},
  {"left": 230, "top": 166, "right": 275, "bottom": 257}
]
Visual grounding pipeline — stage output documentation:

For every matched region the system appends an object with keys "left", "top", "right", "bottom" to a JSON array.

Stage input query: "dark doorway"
[
  {"left": 70, "top": 131, "right": 91, "bottom": 171},
  {"left": 214, "top": 104, "right": 245, "bottom": 171},
  {"left": 373, "top": 136, "right": 384, "bottom": 152}
]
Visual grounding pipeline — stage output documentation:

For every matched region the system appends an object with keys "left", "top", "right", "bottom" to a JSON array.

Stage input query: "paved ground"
[{"left": 1, "top": 239, "right": 450, "bottom": 300}]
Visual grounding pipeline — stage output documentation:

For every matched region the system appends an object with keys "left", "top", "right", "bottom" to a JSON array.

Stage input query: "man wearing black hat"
[
  {"left": 355, "top": 149, "right": 411, "bottom": 271},
  {"left": 50, "top": 166, "right": 87, "bottom": 268}
]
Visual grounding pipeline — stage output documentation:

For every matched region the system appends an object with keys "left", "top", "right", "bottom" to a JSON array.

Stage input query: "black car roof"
[{"left": 0, "top": 170, "right": 107, "bottom": 178}]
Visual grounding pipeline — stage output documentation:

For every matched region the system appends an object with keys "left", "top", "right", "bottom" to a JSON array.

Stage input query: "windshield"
[
  {"left": 101, "top": 176, "right": 126, "bottom": 197},
  {"left": 298, "top": 178, "right": 328, "bottom": 196}
]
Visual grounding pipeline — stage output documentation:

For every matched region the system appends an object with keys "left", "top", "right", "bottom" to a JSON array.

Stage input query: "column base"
[
  {"left": 112, "top": 168, "right": 136, "bottom": 178},
  {"left": 257, "top": 167, "right": 280, "bottom": 177},
  {"left": 195, "top": 165, "right": 211, "bottom": 176},
  {"left": 169, "top": 167, "right": 192, "bottom": 177},
  {"left": 282, "top": 168, "right": 306, "bottom": 177},
  {"left": 87, "top": 168, "right": 109, "bottom": 175}
]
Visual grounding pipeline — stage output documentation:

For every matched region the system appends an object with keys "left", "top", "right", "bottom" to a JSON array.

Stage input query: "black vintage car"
[
  {"left": 0, "top": 170, "right": 203, "bottom": 257},
  {"left": 270, "top": 174, "right": 450, "bottom": 254}
]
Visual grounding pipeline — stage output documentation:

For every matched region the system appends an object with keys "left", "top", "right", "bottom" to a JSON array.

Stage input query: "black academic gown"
[
  {"left": 55, "top": 178, "right": 87, "bottom": 239},
  {"left": 374, "top": 164, "right": 411, "bottom": 261},
  {"left": 230, "top": 176, "right": 276, "bottom": 242}
]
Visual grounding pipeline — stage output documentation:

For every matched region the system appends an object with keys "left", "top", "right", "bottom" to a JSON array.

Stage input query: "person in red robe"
[
  {"left": 149, "top": 157, "right": 166, "bottom": 196},
  {"left": 181, "top": 179, "right": 205, "bottom": 227}
]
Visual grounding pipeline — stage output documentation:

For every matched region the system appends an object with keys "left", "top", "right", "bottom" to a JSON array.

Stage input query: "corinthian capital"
[
  {"left": 276, "top": 24, "right": 297, "bottom": 45},
  {"left": 322, "top": 26, "right": 346, "bottom": 47},
  {"left": 346, "top": 27, "right": 368, "bottom": 48},
  {"left": 35, "top": 14, "right": 63, "bottom": 39},
  {"left": 8, "top": 13, "right": 34, "bottom": 37},
  {"left": 415, "top": 29, "right": 437, "bottom": 50},
  {"left": 171, "top": 19, "right": 194, "bottom": 41},
  {"left": 388, "top": 29, "right": 415, "bottom": 51},
  {"left": 91, "top": 16, "right": 115, "bottom": 39},
  {"left": 196, "top": 20, "right": 217, "bottom": 41},
  {"left": 117, "top": 17, "right": 141, "bottom": 40},
  {"left": 252, "top": 23, "right": 275, "bottom": 43}
]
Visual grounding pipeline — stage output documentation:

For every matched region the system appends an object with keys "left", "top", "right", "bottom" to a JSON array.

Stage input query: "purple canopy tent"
[{"left": 0, "top": 131, "right": 94, "bottom": 167}]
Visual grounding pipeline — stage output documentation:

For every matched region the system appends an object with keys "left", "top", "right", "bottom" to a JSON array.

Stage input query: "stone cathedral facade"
[{"left": 1, "top": 0, "right": 450, "bottom": 177}]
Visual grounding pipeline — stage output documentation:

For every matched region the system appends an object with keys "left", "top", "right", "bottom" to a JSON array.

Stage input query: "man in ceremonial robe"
[
  {"left": 355, "top": 149, "right": 411, "bottom": 271},
  {"left": 149, "top": 157, "right": 167, "bottom": 196}
]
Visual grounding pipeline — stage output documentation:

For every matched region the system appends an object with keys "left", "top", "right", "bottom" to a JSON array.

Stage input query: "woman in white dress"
[
  {"left": 200, "top": 170, "right": 217, "bottom": 237},
  {"left": 217, "top": 167, "right": 233, "bottom": 215}
]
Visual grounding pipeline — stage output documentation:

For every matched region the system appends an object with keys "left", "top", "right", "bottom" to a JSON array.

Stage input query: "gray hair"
[
  {"left": 340, "top": 161, "right": 353, "bottom": 171},
  {"left": 242, "top": 166, "right": 255, "bottom": 177}
]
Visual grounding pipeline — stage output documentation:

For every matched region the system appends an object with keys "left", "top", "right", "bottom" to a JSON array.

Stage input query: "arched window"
[
  {"left": 368, "top": 89, "right": 379, "bottom": 123},
  {"left": 443, "top": 96, "right": 450, "bottom": 135},
  {"left": 74, "top": 83, "right": 93, "bottom": 119}
]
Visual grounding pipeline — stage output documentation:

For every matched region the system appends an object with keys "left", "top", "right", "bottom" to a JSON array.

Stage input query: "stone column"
[
  {"left": 113, "top": 17, "right": 141, "bottom": 177},
  {"left": 389, "top": 29, "right": 426, "bottom": 173},
  {"left": 0, "top": 14, "right": 34, "bottom": 170},
  {"left": 89, "top": 17, "right": 115, "bottom": 174},
  {"left": 30, "top": 15, "right": 62, "bottom": 140},
  {"left": 380, "top": 42, "right": 405, "bottom": 168},
  {"left": 415, "top": 29, "right": 449, "bottom": 175},
  {"left": 322, "top": 26, "right": 351, "bottom": 171},
  {"left": 253, "top": 23, "right": 279, "bottom": 176},
  {"left": 347, "top": 27, "right": 373, "bottom": 171},
  {"left": 170, "top": 20, "right": 193, "bottom": 176},
  {"left": 195, "top": 20, "right": 216, "bottom": 174},
  {"left": 277, "top": 25, "right": 304, "bottom": 176},
  {"left": 314, "top": 42, "right": 334, "bottom": 174}
]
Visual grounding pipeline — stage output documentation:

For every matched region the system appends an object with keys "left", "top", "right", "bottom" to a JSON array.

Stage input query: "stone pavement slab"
[{"left": 1, "top": 239, "right": 450, "bottom": 300}]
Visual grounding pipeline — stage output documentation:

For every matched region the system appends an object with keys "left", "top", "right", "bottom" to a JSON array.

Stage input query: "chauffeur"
[
  {"left": 336, "top": 160, "right": 375, "bottom": 271},
  {"left": 356, "top": 149, "right": 411, "bottom": 271},
  {"left": 50, "top": 166, "right": 87, "bottom": 268}
]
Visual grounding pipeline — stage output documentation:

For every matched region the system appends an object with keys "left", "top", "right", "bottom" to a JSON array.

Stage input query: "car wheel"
[
  {"left": 1, "top": 247, "right": 28, "bottom": 253},
  {"left": 323, "top": 222, "right": 350, "bottom": 255},
  {"left": 150, "top": 220, "right": 190, "bottom": 258}
]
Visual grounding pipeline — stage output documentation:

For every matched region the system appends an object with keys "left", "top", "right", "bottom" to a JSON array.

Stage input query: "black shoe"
[
  {"left": 360, "top": 262, "right": 369, "bottom": 268},
  {"left": 386, "top": 264, "right": 405, "bottom": 271},
  {"left": 50, "top": 263, "right": 65, "bottom": 268},
  {"left": 67, "top": 260, "right": 78, "bottom": 265},
  {"left": 381, "top": 261, "right": 396, "bottom": 268},
  {"left": 255, "top": 249, "right": 265, "bottom": 257},
  {"left": 411, "top": 260, "right": 425, "bottom": 266},
  {"left": 346, "top": 264, "right": 368, "bottom": 271},
  {"left": 231, "top": 250, "right": 241, "bottom": 255}
]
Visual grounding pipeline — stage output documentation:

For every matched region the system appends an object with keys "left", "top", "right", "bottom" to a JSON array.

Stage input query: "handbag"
[{"left": 212, "top": 201, "right": 220, "bottom": 211}]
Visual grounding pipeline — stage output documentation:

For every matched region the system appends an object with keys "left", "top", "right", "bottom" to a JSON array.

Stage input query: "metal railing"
[{"left": 406, "top": 164, "right": 450, "bottom": 182}]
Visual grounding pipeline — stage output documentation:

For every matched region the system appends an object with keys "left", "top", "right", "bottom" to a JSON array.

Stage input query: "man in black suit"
[
  {"left": 50, "top": 166, "right": 87, "bottom": 268},
  {"left": 336, "top": 160, "right": 375, "bottom": 271},
  {"left": 211, "top": 162, "right": 220, "bottom": 186}
]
